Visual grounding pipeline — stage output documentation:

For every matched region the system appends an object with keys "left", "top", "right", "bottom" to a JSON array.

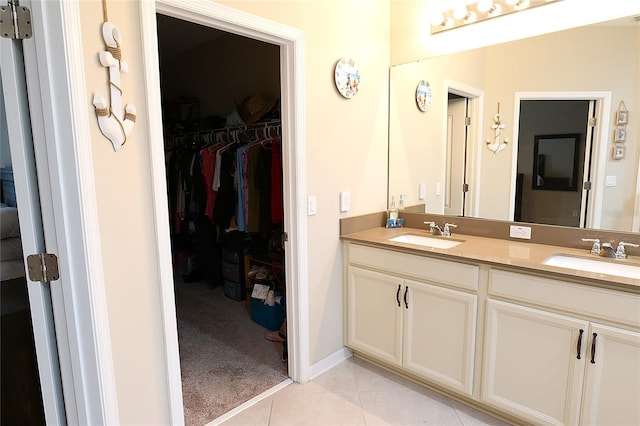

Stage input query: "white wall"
[{"left": 76, "top": 0, "right": 390, "bottom": 423}]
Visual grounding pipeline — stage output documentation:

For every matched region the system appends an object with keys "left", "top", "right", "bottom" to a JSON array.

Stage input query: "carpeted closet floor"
[{"left": 174, "top": 277, "right": 288, "bottom": 426}]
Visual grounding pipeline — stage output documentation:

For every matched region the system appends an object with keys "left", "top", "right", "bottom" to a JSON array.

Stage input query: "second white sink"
[
  {"left": 388, "top": 234, "right": 463, "bottom": 249},
  {"left": 543, "top": 254, "right": 640, "bottom": 280}
]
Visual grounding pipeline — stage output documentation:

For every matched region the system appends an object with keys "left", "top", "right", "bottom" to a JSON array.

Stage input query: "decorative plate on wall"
[
  {"left": 416, "top": 80, "right": 432, "bottom": 112},
  {"left": 334, "top": 57, "right": 360, "bottom": 99}
]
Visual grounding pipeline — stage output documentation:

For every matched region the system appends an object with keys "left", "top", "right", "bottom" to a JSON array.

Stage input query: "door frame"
[
  {"left": 5, "top": 0, "right": 121, "bottom": 423},
  {"left": 1, "top": 29, "right": 67, "bottom": 425},
  {"left": 444, "top": 80, "right": 484, "bottom": 218},
  {"left": 509, "top": 92, "right": 612, "bottom": 229},
  {"left": 139, "top": 1, "right": 309, "bottom": 423}
]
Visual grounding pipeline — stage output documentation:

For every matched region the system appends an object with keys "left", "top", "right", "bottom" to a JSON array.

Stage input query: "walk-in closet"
[{"left": 156, "top": 15, "right": 288, "bottom": 425}]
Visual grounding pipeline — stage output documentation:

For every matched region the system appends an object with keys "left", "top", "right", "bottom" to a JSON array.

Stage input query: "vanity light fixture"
[{"left": 431, "top": 0, "right": 562, "bottom": 34}]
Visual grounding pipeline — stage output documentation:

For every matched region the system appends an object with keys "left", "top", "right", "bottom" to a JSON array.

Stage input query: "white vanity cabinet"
[
  {"left": 345, "top": 243, "right": 478, "bottom": 396},
  {"left": 482, "top": 269, "right": 640, "bottom": 426}
]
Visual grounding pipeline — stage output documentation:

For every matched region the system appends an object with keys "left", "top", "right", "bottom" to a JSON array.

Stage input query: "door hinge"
[
  {"left": 465, "top": 116, "right": 471, "bottom": 126},
  {"left": 0, "top": 1, "right": 32, "bottom": 39},
  {"left": 26, "top": 253, "right": 59, "bottom": 283},
  {"left": 589, "top": 117, "right": 597, "bottom": 127},
  {"left": 583, "top": 181, "right": 592, "bottom": 190},
  {"left": 462, "top": 183, "right": 469, "bottom": 192}
]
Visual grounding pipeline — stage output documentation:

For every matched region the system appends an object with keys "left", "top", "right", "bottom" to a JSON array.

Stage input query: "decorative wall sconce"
[
  {"left": 431, "top": 0, "right": 562, "bottom": 34},
  {"left": 485, "top": 102, "right": 508, "bottom": 154}
]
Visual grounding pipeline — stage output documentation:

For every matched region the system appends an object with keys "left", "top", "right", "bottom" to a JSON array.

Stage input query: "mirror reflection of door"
[
  {"left": 445, "top": 94, "right": 468, "bottom": 217},
  {"left": 515, "top": 100, "right": 595, "bottom": 227}
]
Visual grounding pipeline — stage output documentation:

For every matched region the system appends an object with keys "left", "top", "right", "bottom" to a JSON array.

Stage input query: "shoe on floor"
[{"left": 265, "top": 330, "right": 285, "bottom": 343}]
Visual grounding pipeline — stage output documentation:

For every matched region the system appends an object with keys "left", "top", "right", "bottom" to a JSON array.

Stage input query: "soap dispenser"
[
  {"left": 387, "top": 196, "right": 398, "bottom": 228},
  {"left": 398, "top": 195, "right": 406, "bottom": 212}
]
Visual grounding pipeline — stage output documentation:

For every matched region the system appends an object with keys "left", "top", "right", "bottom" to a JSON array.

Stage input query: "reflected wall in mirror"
[{"left": 389, "top": 19, "right": 640, "bottom": 233}]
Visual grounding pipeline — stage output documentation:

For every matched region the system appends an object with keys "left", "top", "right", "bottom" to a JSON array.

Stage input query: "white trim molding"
[
  {"left": 24, "top": 0, "right": 120, "bottom": 423},
  {"left": 141, "top": 0, "right": 309, "bottom": 422},
  {"left": 510, "top": 91, "right": 612, "bottom": 229}
]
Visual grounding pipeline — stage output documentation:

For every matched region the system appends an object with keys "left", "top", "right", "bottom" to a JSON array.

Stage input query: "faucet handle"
[
  {"left": 443, "top": 223, "right": 457, "bottom": 237},
  {"left": 615, "top": 241, "right": 639, "bottom": 259},
  {"left": 581, "top": 238, "right": 601, "bottom": 255},
  {"left": 424, "top": 221, "right": 441, "bottom": 235}
]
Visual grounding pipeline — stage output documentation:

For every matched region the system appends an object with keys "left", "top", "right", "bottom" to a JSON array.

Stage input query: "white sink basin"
[
  {"left": 388, "top": 234, "right": 463, "bottom": 249},
  {"left": 543, "top": 254, "right": 640, "bottom": 280}
]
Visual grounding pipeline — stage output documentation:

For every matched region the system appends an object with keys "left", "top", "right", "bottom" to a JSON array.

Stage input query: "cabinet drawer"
[
  {"left": 347, "top": 243, "right": 478, "bottom": 291},
  {"left": 489, "top": 269, "right": 640, "bottom": 328}
]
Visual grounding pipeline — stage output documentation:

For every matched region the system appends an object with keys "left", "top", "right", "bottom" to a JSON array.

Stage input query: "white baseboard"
[{"left": 310, "top": 347, "right": 353, "bottom": 380}]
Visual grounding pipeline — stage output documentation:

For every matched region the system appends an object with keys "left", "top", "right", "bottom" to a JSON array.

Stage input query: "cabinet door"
[
  {"left": 346, "top": 266, "right": 403, "bottom": 367},
  {"left": 580, "top": 324, "right": 640, "bottom": 426},
  {"left": 403, "top": 280, "right": 477, "bottom": 396},
  {"left": 482, "top": 299, "right": 588, "bottom": 426}
]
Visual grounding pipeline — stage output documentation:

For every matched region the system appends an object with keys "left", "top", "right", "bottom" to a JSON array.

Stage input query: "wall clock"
[
  {"left": 334, "top": 57, "right": 360, "bottom": 99},
  {"left": 416, "top": 80, "right": 432, "bottom": 112}
]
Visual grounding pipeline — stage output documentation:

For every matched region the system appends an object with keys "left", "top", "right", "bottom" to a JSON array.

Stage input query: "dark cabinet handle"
[
  {"left": 590, "top": 333, "right": 598, "bottom": 364},
  {"left": 403, "top": 286, "right": 409, "bottom": 309},
  {"left": 396, "top": 284, "right": 401, "bottom": 307},
  {"left": 577, "top": 329, "right": 584, "bottom": 359}
]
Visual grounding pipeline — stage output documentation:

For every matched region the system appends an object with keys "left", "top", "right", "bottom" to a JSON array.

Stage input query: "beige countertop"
[{"left": 341, "top": 227, "right": 640, "bottom": 292}]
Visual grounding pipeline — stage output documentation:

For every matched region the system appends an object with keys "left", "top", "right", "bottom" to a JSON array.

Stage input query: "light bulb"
[
  {"left": 453, "top": 5, "right": 469, "bottom": 20},
  {"left": 430, "top": 12, "right": 446, "bottom": 27},
  {"left": 477, "top": 0, "right": 494, "bottom": 13}
]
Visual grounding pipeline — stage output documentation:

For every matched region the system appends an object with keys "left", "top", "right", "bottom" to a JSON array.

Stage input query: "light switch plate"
[
  {"left": 307, "top": 196, "right": 317, "bottom": 216},
  {"left": 419, "top": 183, "right": 426, "bottom": 200},
  {"left": 605, "top": 175, "right": 617, "bottom": 187},
  {"left": 340, "top": 191, "right": 350, "bottom": 212}
]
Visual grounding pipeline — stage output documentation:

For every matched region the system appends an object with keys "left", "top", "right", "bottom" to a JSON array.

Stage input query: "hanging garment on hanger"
[{"left": 271, "top": 141, "right": 283, "bottom": 224}]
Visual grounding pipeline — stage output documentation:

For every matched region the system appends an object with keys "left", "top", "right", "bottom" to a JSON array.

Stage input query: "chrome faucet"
[
  {"left": 581, "top": 238, "right": 601, "bottom": 256},
  {"left": 443, "top": 223, "right": 457, "bottom": 237},
  {"left": 424, "top": 221, "right": 457, "bottom": 237},
  {"left": 599, "top": 241, "right": 616, "bottom": 258},
  {"left": 424, "top": 221, "right": 443, "bottom": 235},
  {"left": 615, "top": 241, "right": 640, "bottom": 259}
]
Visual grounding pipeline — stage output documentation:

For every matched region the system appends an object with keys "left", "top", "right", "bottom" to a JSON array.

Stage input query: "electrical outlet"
[
  {"left": 509, "top": 225, "right": 532, "bottom": 239},
  {"left": 435, "top": 182, "right": 441, "bottom": 196}
]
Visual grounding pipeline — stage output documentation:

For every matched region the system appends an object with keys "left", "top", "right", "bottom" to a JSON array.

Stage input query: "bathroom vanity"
[{"left": 342, "top": 226, "right": 640, "bottom": 426}]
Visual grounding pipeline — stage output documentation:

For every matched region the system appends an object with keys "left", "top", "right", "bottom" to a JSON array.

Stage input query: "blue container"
[{"left": 250, "top": 298, "right": 285, "bottom": 331}]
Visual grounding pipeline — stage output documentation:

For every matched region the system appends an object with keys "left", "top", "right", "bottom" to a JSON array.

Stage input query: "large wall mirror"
[{"left": 388, "top": 16, "right": 640, "bottom": 233}]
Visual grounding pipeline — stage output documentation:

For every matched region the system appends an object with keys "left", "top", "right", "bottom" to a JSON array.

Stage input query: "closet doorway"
[{"left": 156, "top": 14, "right": 290, "bottom": 425}]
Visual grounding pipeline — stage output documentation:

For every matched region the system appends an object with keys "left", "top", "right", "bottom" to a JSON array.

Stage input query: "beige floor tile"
[
  {"left": 360, "top": 389, "right": 462, "bottom": 425},
  {"left": 449, "top": 399, "right": 512, "bottom": 426},
  {"left": 270, "top": 390, "right": 365, "bottom": 425},
  {"left": 351, "top": 358, "right": 421, "bottom": 393},
  {"left": 220, "top": 396, "right": 274, "bottom": 425}
]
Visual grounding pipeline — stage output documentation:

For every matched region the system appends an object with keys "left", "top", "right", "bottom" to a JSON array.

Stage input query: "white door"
[
  {"left": 482, "top": 299, "right": 587, "bottom": 425},
  {"left": 403, "top": 279, "right": 476, "bottom": 396},
  {"left": 580, "top": 324, "right": 640, "bottom": 425},
  {"left": 445, "top": 96, "right": 467, "bottom": 216},
  {"left": 347, "top": 266, "right": 403, "bottom": 367},
  {"left": 1, "top": 16, "right": 66, "bottom": 425}
]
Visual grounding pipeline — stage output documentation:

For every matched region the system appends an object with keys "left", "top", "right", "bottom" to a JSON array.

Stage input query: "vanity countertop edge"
[{"left": 341, "top": 227, "right": 640, "bottom": 292}]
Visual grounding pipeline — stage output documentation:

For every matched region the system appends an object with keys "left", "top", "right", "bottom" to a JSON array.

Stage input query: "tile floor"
[{"left": 221, "top": 356, "right": 512, "bottom": 425}]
